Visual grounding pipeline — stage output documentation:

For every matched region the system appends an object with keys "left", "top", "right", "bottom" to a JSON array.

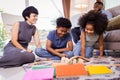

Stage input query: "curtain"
[{"left": 62, "top": 0, "right": 71, "bottom": 19}]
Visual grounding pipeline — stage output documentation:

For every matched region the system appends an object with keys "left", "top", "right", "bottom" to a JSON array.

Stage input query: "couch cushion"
[
  {"left": 108, "top": 5, "right": 120, "bottom": 17},
  {"left": 104, "top": 30, "right": 120, "bottom": 42},
  {"left": 107, "top": 15, "right": 120, "bottom": 31}
]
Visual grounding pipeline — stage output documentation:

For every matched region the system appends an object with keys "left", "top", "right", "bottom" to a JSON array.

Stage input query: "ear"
[
  {"left": 68, "top": 28, "right": 70, "bottom": 31},
  {"left": 56, "top": 26, "right": 59, "bottom": 29},
  {"left": 25, "top": 16, "right": 29, "bottom": 20}
]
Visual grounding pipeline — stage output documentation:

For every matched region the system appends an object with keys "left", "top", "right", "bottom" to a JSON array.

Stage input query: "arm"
[
  {"left": 11, "top": 22, "right": 26, "bottom": 50},
  {"left": 81, "top": 30, "right": 86, "bottom": 57},
  {"left": 98, "top": 34, "right": 104, "bottom": 57},
  {"left": 33, "top": 28, "right": 42, "bottom": 48},
  {"left": 55, "top": 40, "right": 73, "bottom": 52},
  {"left": 46, "top": 40, "right": 67, "bottom": 57}
]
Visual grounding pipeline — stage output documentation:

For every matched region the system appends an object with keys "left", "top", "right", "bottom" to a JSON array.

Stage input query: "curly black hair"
[
  {"left": 94, "top": 2, "right": 103, "bottom": 6},
  {"left": 22, "top": 6, "right": 39, "bottom": 21},
  {"left": 78, "top": 10, "right": 108, "bottom": 35},
  {"left": 56, "top": 17, "right": 72, "bottom": 28}
]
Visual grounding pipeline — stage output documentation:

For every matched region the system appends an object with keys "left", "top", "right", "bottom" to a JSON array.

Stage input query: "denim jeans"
[
  {"left": 35, "top": 48, "right": 74, "bottom": 60},
  {"left": 73, "top": 41, "right": 94, "bottom": 58},
  {"left": 71, "top": 27, "right": 81, "bottom": 44}
]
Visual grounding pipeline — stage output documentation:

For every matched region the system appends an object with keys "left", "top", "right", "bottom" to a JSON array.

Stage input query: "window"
[
  {"left": 29, "top": 0, "right": 64, "bottom": 48},
  {"left": 29, "top": 0, "right": 64, "bottom": 30},
  {"left": 0, "top": 0, "right": 63, "bottom": 54},
  {"left": 0, "top": 0, "right": 25, "bottom": 54}
]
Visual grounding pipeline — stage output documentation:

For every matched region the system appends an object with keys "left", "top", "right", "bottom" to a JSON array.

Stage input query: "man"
[{"left": 94, "top": 1, "right": 112, "bottom": 20}]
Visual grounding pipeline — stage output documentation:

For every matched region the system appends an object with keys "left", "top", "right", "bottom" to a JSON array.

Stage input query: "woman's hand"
[{"left": 27, "top": 49, "right": 33, "bottom": 53}]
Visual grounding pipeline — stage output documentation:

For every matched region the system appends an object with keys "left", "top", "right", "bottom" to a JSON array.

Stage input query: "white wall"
[{"left": 104, "top": 0, "right": 120, "bottom": 9}]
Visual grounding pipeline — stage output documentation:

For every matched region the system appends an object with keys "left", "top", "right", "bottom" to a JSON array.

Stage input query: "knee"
[
  {"left": 35, "top": 48, "right": 43, "bottom": 56},
  {"left": 86, "top": 52, "right": 92, "bottom": 58},
  {"left": 19, "top": 53, "right": 35, "bottom": 65},
  {"left": 66, "top": 51, "right": 74, "bottom": 58},
  {"left": 29, "top": 54, "right": 35, "bottom": 62}
]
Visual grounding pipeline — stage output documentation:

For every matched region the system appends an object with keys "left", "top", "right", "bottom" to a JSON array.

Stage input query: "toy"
[{"left": 61, "top": 56, "right": 90, "bottom": 64}]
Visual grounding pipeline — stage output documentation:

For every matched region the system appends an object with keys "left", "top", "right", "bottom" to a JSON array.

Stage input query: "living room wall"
[{"left": 104, "top": 0, "right": 120, "bottom": 9}]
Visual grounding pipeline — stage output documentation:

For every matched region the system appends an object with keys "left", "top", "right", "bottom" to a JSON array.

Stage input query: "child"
[
  {"left": 35, "top": 17, "right": 74, "bottom": 60},
  {"left": 73, "top": 10, "right": 108, "bottom": 58}
]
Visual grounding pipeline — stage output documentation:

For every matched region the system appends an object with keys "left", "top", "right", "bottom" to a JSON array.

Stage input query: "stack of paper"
[
  {"left": 86, "top": 65, "right": 113, "bottom": 75},
  {"left": 23, "top": 68, "right": 54, "bottom": 80},
  {"left": 56, "top": 63, "right": 87, "bottom": 77}
]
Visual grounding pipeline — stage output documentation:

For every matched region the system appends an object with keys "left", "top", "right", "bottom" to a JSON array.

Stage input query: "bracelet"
[{"left": 21, "top": 49, "right": 27, "bottom": 52}]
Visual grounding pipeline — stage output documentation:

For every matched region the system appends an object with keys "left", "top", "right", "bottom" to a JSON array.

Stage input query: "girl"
[{"left": 73, "top": 10, "right": 108, "bottom": 58}]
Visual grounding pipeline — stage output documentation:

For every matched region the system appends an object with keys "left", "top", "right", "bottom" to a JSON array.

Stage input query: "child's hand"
[
  {"left": 98, "top": 55, "right": 103, "bottom": 58},
  {"left": 59, "top": 53, "right": 67, "bottom": 57},
  {"left": 55, "top": 49, "right": 59, "bottom": 52}
]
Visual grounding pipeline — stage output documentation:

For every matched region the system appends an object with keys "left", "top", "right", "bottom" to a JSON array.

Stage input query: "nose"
[
  {"left": 87, "top": 31, "right": 93, "bottom": 34},
  {"left": 61, "top": 32, "right": 66, "bottom": 35},
  {"left": 87, "top": 30, "right": 90, "bottom": 33}
]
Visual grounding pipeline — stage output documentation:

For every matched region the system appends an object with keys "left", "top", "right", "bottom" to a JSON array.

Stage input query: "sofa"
[{"left": 95, "top": 5, "right": 120, "bottom": 51}]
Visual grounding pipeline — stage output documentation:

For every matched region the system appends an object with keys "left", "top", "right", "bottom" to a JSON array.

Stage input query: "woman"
[{"left": 0, "top": 6, "right": 41, "bottom": 68}]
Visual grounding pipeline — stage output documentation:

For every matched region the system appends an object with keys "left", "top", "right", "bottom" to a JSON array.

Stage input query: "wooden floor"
[{"left": 0, "top": 67, "right": 25, "bottom": 80}]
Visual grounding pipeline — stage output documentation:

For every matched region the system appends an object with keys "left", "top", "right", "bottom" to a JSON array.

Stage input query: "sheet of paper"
[{"left": 23, "top": 68, "right": 54, "bottom": 80}]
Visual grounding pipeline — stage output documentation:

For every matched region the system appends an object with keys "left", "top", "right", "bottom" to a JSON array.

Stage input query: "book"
[
  {"left": 22, "top": 61, "right": 53, "bottom": 71},
  {"left": 23, "top": 68, "right": 54, "bottom": 80},
  {"left": 32, "top": 65, "right": 53, "bottom": 70},
  {"left": 86, "top": 65, "right": 113, "bottom": 75},
  {"left": 56, "top": 63, "right": 87, "bottom": 78},
  {"left": 32, "top": 65, "right": 56, "bottom": 76}
]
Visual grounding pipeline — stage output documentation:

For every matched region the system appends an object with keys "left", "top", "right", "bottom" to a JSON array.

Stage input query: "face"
[
  {"left": 93, "top": 3, "right": 103, "bottom": 12},
  {"left": 85, "top": 24, "right": 94, "bottom": 35},
  {"left": 93, "top": 4, "right": 100, "bottom": 12},
  {"left": 99, "top": 4, "right": 103, "bottom": 10},
  {"left": 56, "top": 27, "right": 69, "bottom": 38},
  {"left": 26, "top": 13, "right": 38, "bottom": 25}
]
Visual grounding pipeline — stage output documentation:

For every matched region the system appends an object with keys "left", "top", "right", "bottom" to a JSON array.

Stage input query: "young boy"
[{"left": 35, "top": 17, "right": 74, "bottom": 60}]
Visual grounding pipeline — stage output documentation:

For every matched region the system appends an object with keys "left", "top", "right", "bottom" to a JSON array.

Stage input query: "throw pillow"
[
  {"left": 104, "top": 30, "right": 120, "bottom": 42},
  {"left": 106, "top": 15, "right": 120, "bottom": 31},
  {"left": 108, "top": 5, "right": 120, "bottom": 17}
]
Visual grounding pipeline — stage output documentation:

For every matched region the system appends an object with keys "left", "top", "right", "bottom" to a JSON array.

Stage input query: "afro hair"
[{"left": 78, "top": 10, "right": 108, "bottom": 35}]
